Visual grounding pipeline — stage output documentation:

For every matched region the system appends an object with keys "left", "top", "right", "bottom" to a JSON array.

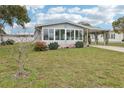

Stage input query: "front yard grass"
[{"left": 0, "top": 44, "right": 124, "bottom": 87}]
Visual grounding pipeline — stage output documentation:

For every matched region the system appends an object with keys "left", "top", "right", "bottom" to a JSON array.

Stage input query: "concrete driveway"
[{"left": 91, "top": 45, "right": 124, "bottom": 53}]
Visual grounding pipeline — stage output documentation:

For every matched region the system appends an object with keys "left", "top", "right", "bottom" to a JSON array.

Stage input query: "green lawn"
[{"left": 0, "top": 44, "right": 124, "bottom": 87}]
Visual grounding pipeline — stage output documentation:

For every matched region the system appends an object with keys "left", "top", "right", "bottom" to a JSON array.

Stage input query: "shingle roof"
[{"left": 36, "top": 19, "right": 109, "bottom": 32}]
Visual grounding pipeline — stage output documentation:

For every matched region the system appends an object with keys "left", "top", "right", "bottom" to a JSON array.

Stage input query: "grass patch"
[{"left": 0, "top": 44, "right": 124, "bottom": 87}]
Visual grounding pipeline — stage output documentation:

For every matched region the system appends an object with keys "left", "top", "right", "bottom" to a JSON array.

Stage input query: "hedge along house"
[{"left": 34, "top": 20, "right": 109, "bottom": 47}]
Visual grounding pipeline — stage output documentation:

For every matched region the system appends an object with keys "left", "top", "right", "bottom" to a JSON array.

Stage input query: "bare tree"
[
  {"left": 8, "top": 28, "right": 33, "bottom": 79},
  {"left": 0, "top": 5, "right": 31, "bottom": 78}
]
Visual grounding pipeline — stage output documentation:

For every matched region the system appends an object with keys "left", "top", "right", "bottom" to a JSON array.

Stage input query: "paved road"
[{"left": 91, "top": 45, "right": 124, "bottom": 53}]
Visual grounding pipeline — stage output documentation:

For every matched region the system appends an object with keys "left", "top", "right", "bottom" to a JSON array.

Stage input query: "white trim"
[
  {"left": 41, "top": 29, "right": 43, "bottom": 41},
  {"left": 82, "top": 30, "right": 83, "bottom": 40},
  {"left": 65, "top": 28, "right": 67, "bottom": 40},
  {"left": 54, "top": 29, "right": 55, "bottom": 41},
  {"left": 74, "top": 30, "right": 75, "bottom": 41},
  {"left": 86, "top": 29, "right": 89, "bottom": 45}
]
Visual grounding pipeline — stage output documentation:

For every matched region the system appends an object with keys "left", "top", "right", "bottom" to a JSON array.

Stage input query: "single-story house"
[{"left": 34, "top": 20, "right": 109, "bottom": 47}]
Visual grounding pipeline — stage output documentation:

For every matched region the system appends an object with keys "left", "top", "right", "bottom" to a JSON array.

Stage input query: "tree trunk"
[
  {"left": 0, "top": 34, "right": 3, "bottom": 41},
  {"left": 16, "top": 47, "right": 25, "bottom": 78}
]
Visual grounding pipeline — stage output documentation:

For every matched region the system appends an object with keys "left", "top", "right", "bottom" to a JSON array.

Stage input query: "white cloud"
[
  {"left": 68, "top": 6, "right": 115, "bottom": 24},
  {"left": 12, "top": 22, "right": 35, "bottom": 29},
  {"left": 68, "top": 7, "right": 81, "bottom": 13},
  {"left": 48, "top": 6, "right": 66, "bottom": 13},
  {"left": 35, "top": 6, "right": 119, "bottom": 26},
  {"left": 81, "top": 7, "right": 99, "bottom": 15},
  {"left": 13, "top": 23, "right": 19, "bottom": 28},
  {"left": 25, "top": 5, "right": 124, "bottom": 28},
  {"left": 26, "top": 5, "right": 45, "bottom": 10},
  {"left": 25, "top": 22, "right": 35, "bottom": 28},
  {"left": 68, "top": 6, "right": 99, "bottom": 15},
  {"left": 36, "top": 13, "right": 83, "bottom": 24},
  {"left": 29, "top": 5, "right": 45, "bottom": 10},
  {"left": 30, "top": 5, "right": 124, "bottom": 29},
  {"left": 35, "top": 12, "right": 111, "bottom": 26},
  {"left": 26, "top": 5, "right": 45, "bottom": 14}
]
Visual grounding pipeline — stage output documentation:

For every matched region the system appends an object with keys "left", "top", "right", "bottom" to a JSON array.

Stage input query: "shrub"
[
  {"left": 122, "top": 39, "right": 124, "bottom": 42},
  {"left": 1, "top": 41, "right": 6, "bottom": 46},
  {"left": 6, "top": 39, "right": 15, "bottom": 45},
  {"left": 75, "top": 41, "right": 84, "bottom": 48},
  {"left": 34, "top": 41, "right": 47, "bottom": 51},
  {"left": 48, "top": 42, "right": 59, "bottom": 50}
]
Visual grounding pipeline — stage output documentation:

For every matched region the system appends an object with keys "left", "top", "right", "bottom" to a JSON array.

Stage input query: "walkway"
[{"left": 91, "top": 45, "right": 124, "bottom": 53}]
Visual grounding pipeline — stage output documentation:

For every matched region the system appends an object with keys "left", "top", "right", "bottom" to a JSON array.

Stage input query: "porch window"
[
  {"left": 55, "top": 29, "right": 65, "bottom": 40},
  {"left": 49, "top": 29, "right": 54, "bottom": 40},
  {"left": 55, "top": 29, "right": 59, "bottom": 40},
  {"left": 61, "top": 29, "right": 65, "bottom": 40},
  {"left": 66, "top": 30, "right": 74, "bottom": 40},
  {"left": 71, "top": 30, "right": 74, "bottom": 40},
  {"left": 43, "top": 29, "right": 48, "bottom": 40},
  {"left": 75, "top": 30, "right": 79, "bottom": 40},
  {"left": 75, "top": 30, "right": 83, "bottom": 40},
  {"left": 67, "top": 30, "right": 71, "bottom": 40}
]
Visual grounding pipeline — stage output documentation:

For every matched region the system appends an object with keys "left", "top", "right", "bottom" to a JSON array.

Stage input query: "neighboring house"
[
  {"left": 34, "top": 20, "right": 108, "bottom": 47},
  {"left": 91, "top": 31, "right": 124, "bottom": 43},
  {"left": 108, "top": 32, "right": 124, "bottom": 42},
  {"left": 1, "top": 34, "right": 34, "bottom": 43}
]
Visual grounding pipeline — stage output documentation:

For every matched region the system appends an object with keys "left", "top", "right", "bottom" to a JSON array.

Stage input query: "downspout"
[{"left": 86, "top": 29, "right": 89, "bottom": 46}]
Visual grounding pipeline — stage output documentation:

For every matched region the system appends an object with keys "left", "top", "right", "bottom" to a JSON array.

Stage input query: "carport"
[{"left": 83, "top": 26, "right": 109, "bottom": 46}]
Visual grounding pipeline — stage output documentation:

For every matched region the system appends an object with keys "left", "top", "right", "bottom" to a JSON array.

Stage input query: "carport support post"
[
  {"left": 103, "top": 32, "right": 109, "bottom": 45},
  {"left": 86, "top": 29, "right": 89, "bottom": 46},
  {"left": 94, "top": 32, "right": 98, "bottom": 45},
  {"left": 103, "top": 32, "right": 106, "bottom": 45},
  {"left": 106, "top": 32, "right": 109, "bottom": 45}
]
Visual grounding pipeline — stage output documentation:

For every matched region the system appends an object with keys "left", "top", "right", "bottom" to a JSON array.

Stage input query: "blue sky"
[{"left": 5, "top": 5, "right": 124, "bottom": 34}]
